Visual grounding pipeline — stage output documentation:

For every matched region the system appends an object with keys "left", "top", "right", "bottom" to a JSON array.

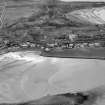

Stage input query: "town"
[{"left": 0, "top": 28, "right": 105, "bottom": 53}]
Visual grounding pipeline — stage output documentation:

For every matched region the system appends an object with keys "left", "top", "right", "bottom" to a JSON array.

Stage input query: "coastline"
[{"left": 1, "top": 47, "right": 105, "bottom": 60}]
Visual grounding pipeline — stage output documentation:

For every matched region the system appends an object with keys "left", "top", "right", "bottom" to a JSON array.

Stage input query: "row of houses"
[
  {"left": 46, "top": 41, "right": 102, "bottom": 49},
  {"left": 44, "top": 37, "right": 105, "bottom": 51}
]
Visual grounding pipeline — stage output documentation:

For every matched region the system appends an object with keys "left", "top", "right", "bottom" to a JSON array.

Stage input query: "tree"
[
  {"left": 37, "top": 0, "right": 61, "bottom": 18},
  {"left": 28, "top": 29, "right": 43, "bottom": 42}
]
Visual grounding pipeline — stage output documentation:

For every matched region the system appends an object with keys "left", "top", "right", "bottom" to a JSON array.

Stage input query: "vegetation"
[{"left": 0, "top": 0, "right": 105, "bottom": 52}]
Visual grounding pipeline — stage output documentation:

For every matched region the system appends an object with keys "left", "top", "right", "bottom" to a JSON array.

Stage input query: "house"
[
  {"left": 44, "top": 48, "right": 51, "bottom": 52},
  {"left": 20, "top": 43, "right": 28, "bottom": 48},
  {"left": 94, "top": 42, "right": 101, "bottom": 47},
  {"left": 89, "top": 43, "right": 95, "bottom": 47},
  {"left": 68, "top": 33, "right": 77, "bottom": 42}
]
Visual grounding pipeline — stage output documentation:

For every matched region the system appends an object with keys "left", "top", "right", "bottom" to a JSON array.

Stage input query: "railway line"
[{"left": 0, "top": 2, "right": 7, "bottom": 29}]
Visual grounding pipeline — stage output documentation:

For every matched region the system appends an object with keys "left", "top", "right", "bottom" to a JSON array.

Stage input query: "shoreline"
[{"left": 1, "top": 47, "right": 105, "bottom": 60}]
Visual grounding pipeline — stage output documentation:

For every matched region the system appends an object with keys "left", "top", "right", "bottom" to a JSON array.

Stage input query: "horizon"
[{"left": 60, "top": 0, "right": 105, "bottom": 2}]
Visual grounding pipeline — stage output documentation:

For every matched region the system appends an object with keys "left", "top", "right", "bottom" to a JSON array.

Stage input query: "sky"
[
  {"left": 60, "top": 0, "right": 105, "bottom": 2},
  {"left": 9, "top": 0, "right": 105, "bottom": 2}
]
